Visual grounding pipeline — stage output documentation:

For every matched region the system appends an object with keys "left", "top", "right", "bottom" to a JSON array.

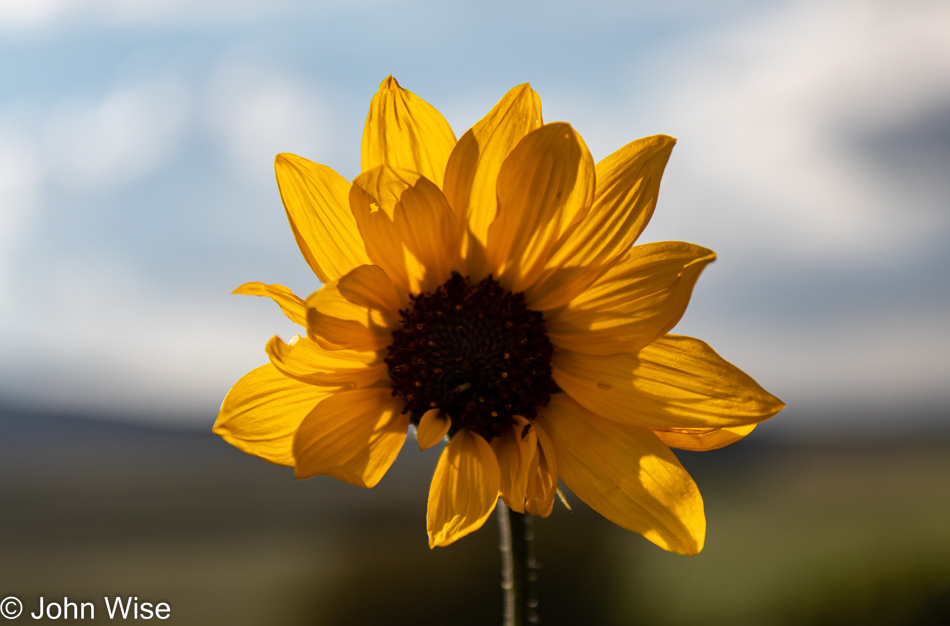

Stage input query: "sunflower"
[{"left": 214, "top": 77, "right": 784, "bottom": 554}]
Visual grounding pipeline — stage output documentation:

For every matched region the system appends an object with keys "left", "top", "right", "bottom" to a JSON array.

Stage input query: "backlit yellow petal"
[
  {"left": 427, "top": 430, "right": 500, "bottom": 548},
  {"left": 538, "top": 394, "right": 705, "bottom": 555},
  {"left": 350, "top": 165, "right": 462, "bottom": 294},
  {"left": 232, "top": 282, "right": 307, "bottom": 327},
  {"left": 653, "top": 424, "right": 757, "bottom": 452},
  {"left": 266, "top": 334, "right": 385, "bottom": 389},
  {"left": 361, "top": 76, "right": 456, "bottom": 188},
  {"left": 306, "top": 265, "right": 400, "bottom": 352},
  {"left": 546, "top": 242, "right": 716, "bottom": 355},
  {"left": 486, "top": 123, "right": 595, "bottom": 292},
  {"left": 489, "top": 415, "right": 537, "bottom": 513},
  {"left": 213, "top": 363, "right": 336, "bottom": 466},
  {"left": 524, "top": 419, "right": 558, "bottom": 518},
  {"left": 275, "top": 153, "right": 370, "bottom": 283},
  {"left": 336, "top": 263, "right": 405, "bottom": 317},
  {"left": 293, "top": 387, "right": 409, "bottom": 487},
  {"left": 417, "top": 409, "right": 452, "bottom": 451},
  {"left": 553, "top": 336, "right": 785, "bottom": 429},
  {"left": 525, "top": 135, "right": 677, "bottom": 311},
  {"left": 443, "top": 84, "right": 543, "bottom": 271}
]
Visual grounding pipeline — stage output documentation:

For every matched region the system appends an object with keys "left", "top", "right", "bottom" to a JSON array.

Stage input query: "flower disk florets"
[{"left": 385, "top": 272, "right": 557, "bottom": 442}]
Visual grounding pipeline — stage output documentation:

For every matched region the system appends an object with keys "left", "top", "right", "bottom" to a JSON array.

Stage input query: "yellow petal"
[
  {"left": 306, "top": 265, "right": 400, "bottom": 352},
  {"left": 524, "top": 419, "right": 558, "bottom": 518},
  {"left": 361, "top": 76, "right": 456, "bottom": 188},
  {"left": 525, "top": 135, "right": 678, "bottom": 311},
  {"left": 653, "top": 424, "right": 757, "bottom": 452},
  {"left": 232, "top": 282, "right": 307, "bottom": 327},
  {"left": 266, "top": 334, "right": 385, "bottom": 389},
  {"left": 443, "top": 83, "right": 543, "bottom": 269},
  {"left": 350, "top": 165, "right": 462, "bottom": 295},
  {"left": 427, "top": 429, "right": 500, "bottom": 548},
  {"left": 489, "top": 416, "right": 537, "bottom": 513},
  {"left": 538, "top": 394, "right": 705, "bottom": 555},
  {"left": 293, "top": 387, "right": 409, "bottom": 487},
  {"left": 417, "top": 409, "right": 452, "bottom": 451},
  {"left": 336, "top": 263, "right": 405, "bottom": 317},
  {"left": 552, "top": 336, "right": 785, "bottom": 429},
  {"left": 486, "top": 123, "right": 595, "bottom": 292},
  {"left": 213, "top": 363, "right": 336, "bottom": 466},
  {"left": 275, "top": 153, "right": 371, "bottom": 283},
  {"left": 546, "top": 242, "right": 716, "bottom": 355}
]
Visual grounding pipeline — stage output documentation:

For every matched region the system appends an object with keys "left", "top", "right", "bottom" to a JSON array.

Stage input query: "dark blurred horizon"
[{"left": 2, "top": 407, "right": 948, "bottom": 625}]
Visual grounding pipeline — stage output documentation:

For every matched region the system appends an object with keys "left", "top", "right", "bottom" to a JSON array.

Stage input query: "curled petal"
[
  {"left": 266, "top": 334, "right": 385, "bottom": 389},
  {"left": 490, "top": 416, "right": 537, "bottom": 513},
  {"left": 538, "top": 394, "right": 705, "bottom": 555},
  {"left": 233, "top": 282, "right": 307, "bottom": 327},
  {"left": 417, "top": 409, "right": 452, "bottom": 451},
  {"left": 293, "top": 387, "right": 409, "bottom": 487},
  {"left": 350, "top": 165, "right": 462, "bottom": 294},
  {"left": 547, "top": 242, "right": 716, "bottom": 355},
  {"left": 553, "top": 336, "right": 785, "bottom": 429},
  {"left": 526, "top": 135, "right": 678, "bottom": 310},
  {"left": 361, "top": 76, "right": 456, "bottom": 188},
  {"left": 486, "top": 123, "right": 595, "bottom": 292},
  {"left": 275, "top": 153, "right": 370, "bottom": 283},
  {"left": 427, "top": 430, "right": 500, "bottom": 548},
  {"left": 213, "top": 363, "right": 335, "bottom": 466},
  {"left": 524, "top": 419, "right": 558, "bottom": 518}
]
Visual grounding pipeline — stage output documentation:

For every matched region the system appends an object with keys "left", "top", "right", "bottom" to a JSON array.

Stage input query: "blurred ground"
[{"left": 1, "top": 410, "right": 948, "bottom": 625}]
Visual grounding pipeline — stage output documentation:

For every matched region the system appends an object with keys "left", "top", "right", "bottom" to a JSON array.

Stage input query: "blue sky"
[{"left": 1, "top": 0, "right": 948, "bottom": 437}]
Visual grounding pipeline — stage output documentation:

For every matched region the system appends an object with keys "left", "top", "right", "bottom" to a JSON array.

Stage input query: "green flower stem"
[{"left": 497, "top": 501, "right": 538, "bottom": 625}]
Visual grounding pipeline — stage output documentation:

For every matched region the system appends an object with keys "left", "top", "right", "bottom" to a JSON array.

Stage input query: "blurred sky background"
[{"left": 1, "top": 0, "right": 948, "bottom": 438}]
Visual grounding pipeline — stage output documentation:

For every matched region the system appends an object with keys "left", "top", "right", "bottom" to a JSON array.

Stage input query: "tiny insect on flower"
[{"left": 213, "top": 77, "right": 784, "bottom": 553}]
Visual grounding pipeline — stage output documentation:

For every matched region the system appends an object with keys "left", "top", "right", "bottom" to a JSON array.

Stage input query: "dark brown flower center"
[{"left": 385, "top": 272, "right": 557, "bottom": 442}]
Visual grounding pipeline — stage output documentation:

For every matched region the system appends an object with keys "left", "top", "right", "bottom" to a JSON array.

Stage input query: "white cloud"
[
  {"left": 0, "top": 113, "right": 43, "bottom": 297},
  {"left": 0, "top": 254, "right": 296, "bottom": 426},
  {"left": 43, "top": 75, "right": 189, "bottom": 191},
  {"left": 203, "top": 56, "right": 332, "bottom": 183},
  {"left": 0, "top": 75, "right": 190, "bottom": 304},
  {"left": 0, "top": 0, "right": 399, "bottom": 31},
  {"left": 552, "top": 0, "right": 950, "bottom": 261}
]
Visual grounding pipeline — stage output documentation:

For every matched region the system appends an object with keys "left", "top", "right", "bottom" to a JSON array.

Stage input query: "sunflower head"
[
  {"left": 214, "top": 76, "right": 785, "bottom": 553},
  {"left": 386, "top": 271, "right": 557, "bottom": 441}
]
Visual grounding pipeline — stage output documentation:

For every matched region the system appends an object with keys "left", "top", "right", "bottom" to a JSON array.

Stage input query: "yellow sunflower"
[{"left": 213, "top": 77, "right": 784, "bottom": 554}]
